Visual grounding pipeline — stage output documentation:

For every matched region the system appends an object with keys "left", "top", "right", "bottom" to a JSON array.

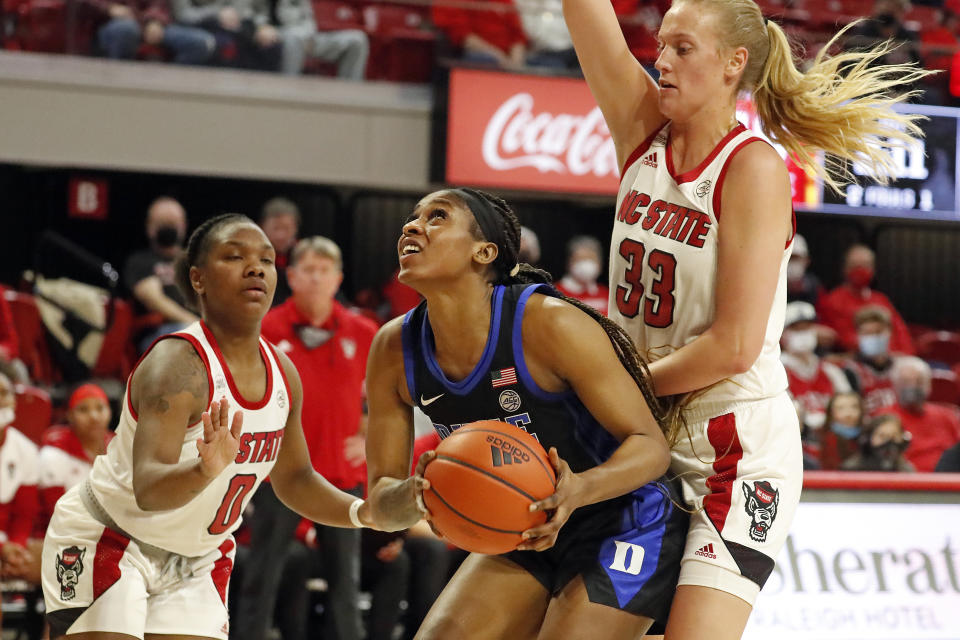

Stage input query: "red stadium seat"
[
  {"left": 362, "top": 4, "right": 435, "bottom": 83},
  {"left": 13, "top": 384, "right": 52, "bottom": 445},
  {"left": 929, "top": 368, "right": 960, "bottom": 405},
  {"left": 4, "top": 291, "right": 58, "bottom": 384},
  {"left": 313, "top": 0, "right": 363, "bottom": 31},
  {"left": 917, "top": 331, "right": 960, "bottom": 367},
  {"left": 92, "top": 298, "right": 135, "bottom": 380},
  {"left": 15, "top": 0, "right": 67, "bottom": 53}
]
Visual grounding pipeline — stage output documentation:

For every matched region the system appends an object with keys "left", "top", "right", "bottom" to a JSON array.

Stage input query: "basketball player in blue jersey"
[
  {"left": 41, "top": 214, "right": 376, "bottom": 640},
  {"left": 365, "top": 187, "right": 688, "bottom": 639},
  {"left": 564, "top": 0, "right": 930, "bottom": 637}
]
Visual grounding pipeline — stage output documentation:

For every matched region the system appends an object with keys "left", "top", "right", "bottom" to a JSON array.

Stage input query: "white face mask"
[
  {"left": 0, "top": 406, "right": 14, "bottom": 429},
  {"left": 785, "top": 328, "right": 817, "bottom": 354},
  {"left": 570, "top": 259, "right": 600, "bottom": 284},
  {"left": 787, "top": 260, "right": 806, "bottom": 282}
]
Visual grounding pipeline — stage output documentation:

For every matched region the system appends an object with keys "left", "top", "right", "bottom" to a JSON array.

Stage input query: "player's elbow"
[
  {"left": 712, "top": 328, "right": 762, "bottom": 376},
  {"left": 133, "top": 481, "right": 160, "bottom": 511}
]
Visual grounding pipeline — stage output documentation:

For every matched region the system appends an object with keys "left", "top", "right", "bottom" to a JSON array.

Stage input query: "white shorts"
[
  {"left": 42, "top": 485, "right": 236, "bottom": 639},
  {"left": 671, "top": 392, "right": 802, "bottom": 605}
]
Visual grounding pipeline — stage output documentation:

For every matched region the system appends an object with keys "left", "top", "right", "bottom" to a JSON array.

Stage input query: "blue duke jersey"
[
  {"left": 87, "top": 321, "right": 291, "bottom": 557},
  {"left": 611, "top": 122, "right": 793, "bottom": 411},
  {"left": 402, "top": 283, "right": 664, "bottom": 497}
]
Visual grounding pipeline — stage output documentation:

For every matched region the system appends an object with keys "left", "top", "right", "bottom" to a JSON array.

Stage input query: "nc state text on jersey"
[
  {"left": 616, "top": 190, "right": 711, "bottom": 248},
  {"left": 235, "top": 429, "right": 284, "bottom": 464}
]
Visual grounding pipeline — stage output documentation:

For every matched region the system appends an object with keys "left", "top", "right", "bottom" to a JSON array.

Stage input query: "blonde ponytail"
[{"left": 753, "top": 20, "right": 934, "bottom": 192}]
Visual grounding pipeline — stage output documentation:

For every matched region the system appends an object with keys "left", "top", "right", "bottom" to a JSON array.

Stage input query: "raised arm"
[
  {"left": 365, "top": 318, "right": 423, "bottom": 532},
  {"left": 563, "top": 0, "right": 665, "bottom": 167},
  {"left": 131, "top": 338, "right": 220, "bottom": 510},
  {"left": 268, "top": 349, "right": 373, "bottom": 528},
  {"left": 519, "top": 295, "right": 670, "bottom": 550},
  {"left": 648, "top": 142, "right": 793, "bottom": 396}
]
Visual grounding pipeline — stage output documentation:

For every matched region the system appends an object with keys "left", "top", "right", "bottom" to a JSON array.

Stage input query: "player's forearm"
[
  {"left": 648, "top": 328, "right": 759, "bottom": 396},
  {"left": 368, "top": 475, "right": 421, "bottom": 532},
  {"left": 574, "top": 433, "right": 670, "bottom": 507},
  {"left": 272, "top": 467, "right": 371, "bottom": 528},
  {"left": 133, "top": 459, "right": 215, "bottom": 511}
]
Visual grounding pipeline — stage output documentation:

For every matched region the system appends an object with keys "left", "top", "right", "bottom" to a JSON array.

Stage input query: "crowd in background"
[{"left": 5, "top": 0, "right": 960, "bottom": 105}]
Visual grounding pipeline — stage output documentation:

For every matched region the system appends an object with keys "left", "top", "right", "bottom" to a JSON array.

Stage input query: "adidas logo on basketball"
[
  {"left": 487, "top": 435, "right": 531, "bottom": 467},
  {"left": 641, "top": 153, "right": 658, "bottom": 168},
  {"left": 695, "top": 543, "right": 717, "bottom": 560}
]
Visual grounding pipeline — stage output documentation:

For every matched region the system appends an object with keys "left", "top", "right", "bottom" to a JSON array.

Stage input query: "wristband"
[{"left": 349, "top": 498, "right": 366, "bottom": 528}]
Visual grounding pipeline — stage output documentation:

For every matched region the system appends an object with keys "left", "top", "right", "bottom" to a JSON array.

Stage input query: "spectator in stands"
[
  {"left": 935, "top": 440, "right": 960, "bottom": 471},
  {"left": 845, "top": 0, "right": 921, "bottom": 70},
  {"left": 234, "top": 236, "right": 377, "bottom": 640},
  {"left": 555, "top": 235, "right": 608, "bottom": 314},
  {"left": 519, "top": 225, "right": 541, "bottom": 266},
  {"left": 514, "top": 0, "right": 578, "bottom": 69},
  {"left": 781, "top": 302, "right": 851, "bottom": 432},
  {"left": 842, "top": 305, "right": 901, "bottom": 415},
  {"left": 888, "top": 357, "right": 960, "bottom": 472},
  {"left": 90, "top": 0, "right": 216, "bottom": 64},
  {"left": 432, "top": 0, "right": 528, "bottom": 70},
  {"left": 818, "top": 243, "right": 914, "bottom": 355},
  {"left": 37, "top": 383, "right": 114, "bottom": 533},
  {"left": 0, "top": 288, "right": 30, "bottom": 384},
  {"left": 260, "top": 0, "right": 369, "bottom": 78},
  {"left": 786, "top": 234, "right": 825, "bottom": 308},
  {"left": 172, "top": 0, "right": 281, "bottom": 71},
  {"left": 123, "top": 196, "right": 197, "bottom": 352},
  {"left": 920, "top": 9, "right": 959, "bottom": 76},
  {"left": 0, "top": 367, "right": 40, "bottom": 583},
  {"left": 817, "top": 391, "right": 865, "bottom": 471},
  {"left": 361, "top": 529, "right": 411, "bottom": 640},
  {"left": 259, "top": 197, "right": 301, "bottom": 306},
  {"left": 842, "top": 413, "right": 914, "bottom": 472}
]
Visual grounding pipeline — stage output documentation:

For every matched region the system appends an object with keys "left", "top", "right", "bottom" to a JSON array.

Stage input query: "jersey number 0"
[
  {"left": 616, "top": 239, "right": 677, "bottom": 328},
  {"left": 208, "top": 473, "right": 257, "bottom": 535}
]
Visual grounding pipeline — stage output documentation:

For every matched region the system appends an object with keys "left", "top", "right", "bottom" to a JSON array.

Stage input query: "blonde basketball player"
[
  {"left": 562, "top": 0, "right": 930, "bottom": 637},
  {"left": 41, "top": 214, "right": 374, "bottom": 640}
]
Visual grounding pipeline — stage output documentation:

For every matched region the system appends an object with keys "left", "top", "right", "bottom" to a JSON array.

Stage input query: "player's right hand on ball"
[
  {"left": 412, "top": 450, "right": 442, "bottom": 536},
  {"left": 197, "top": 397, "right": 243, "bottom": 478}
]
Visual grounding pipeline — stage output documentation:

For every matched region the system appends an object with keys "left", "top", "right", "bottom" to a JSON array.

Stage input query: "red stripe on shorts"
[
  {"left": 703, "top": 412, "right": 744, "bottom": 533},
  {"left": 93, "top": 528, "right": 130, "bottom": 599},
  {"left": 211, "top": 539, "right": 235, "bottom": 604}
]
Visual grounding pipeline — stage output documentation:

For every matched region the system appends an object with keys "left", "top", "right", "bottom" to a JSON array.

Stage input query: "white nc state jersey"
[
  {"left": 88, "top": 321, "right": 290, "bottom": 557},
  {"left": 610, "top": 122, "right": 791, "bottom": 409}
]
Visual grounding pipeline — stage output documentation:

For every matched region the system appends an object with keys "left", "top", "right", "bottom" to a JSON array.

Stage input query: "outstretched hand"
[
  {"left": 517, "top": 447, "right": 584, "bottom": 552},
  {"left": 197, "top": 397, "right": 243, "bottom": 479}
]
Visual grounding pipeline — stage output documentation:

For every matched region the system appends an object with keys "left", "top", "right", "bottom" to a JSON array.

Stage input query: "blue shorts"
[{"left": 503, "top": 478, "right": 687, "bottom": 622}]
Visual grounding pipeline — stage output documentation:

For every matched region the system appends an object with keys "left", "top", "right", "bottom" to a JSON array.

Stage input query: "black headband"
[{"left": 450, "top": 188, "right": 517, "bottom": 279}]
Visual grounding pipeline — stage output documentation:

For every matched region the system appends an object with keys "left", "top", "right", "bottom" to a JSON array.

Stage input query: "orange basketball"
[{"left": 422, "top": 420, "right": 557, "bottom": 554}]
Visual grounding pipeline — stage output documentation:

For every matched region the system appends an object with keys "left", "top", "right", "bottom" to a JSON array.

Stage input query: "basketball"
[{"left": 422, "top": 420, "right": 557, "bottom": 555}]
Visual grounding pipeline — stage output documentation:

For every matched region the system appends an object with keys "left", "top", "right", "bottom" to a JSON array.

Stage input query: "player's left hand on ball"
[
  {"left": 517, "top": 447, "right": 583, "bottom": 552},
  {"left": 197, "top": 397, "right": 244, "bottom": 478}
]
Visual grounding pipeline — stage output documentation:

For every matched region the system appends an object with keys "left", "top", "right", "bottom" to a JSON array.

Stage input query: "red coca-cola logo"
[{"left": 445, "top": 69, "right": 621, "bottom": 194}]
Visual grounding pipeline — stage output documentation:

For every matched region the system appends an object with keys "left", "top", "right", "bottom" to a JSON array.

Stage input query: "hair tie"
[{"left": 509, "top": 264, "right": 520, "bottom": 277}]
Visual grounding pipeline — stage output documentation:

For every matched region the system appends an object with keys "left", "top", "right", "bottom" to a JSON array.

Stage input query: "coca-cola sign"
[{"left": 445, "top": 68, "right": 620, "bottom": 194}]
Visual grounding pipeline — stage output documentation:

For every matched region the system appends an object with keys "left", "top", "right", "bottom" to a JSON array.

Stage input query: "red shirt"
[
  {"left": 262, "top": 300, "right": 378, "bottom": 489},
  {"left": 817, "top": 285, "right": 914, "bottom": 355},
  {"left": 432, "top": 0, "right": 527, "bottom": 53},
  {"left": 783, "top": 358, "right": 848, "bottom": 428},
  {"left": 889, "top": 402, "right": 960, "bottom": 473},
  {"left": 555, "top": 277, "right": 609, "bottom": 316},
  {"left": 842, "top": 357, "right": 898, "bottom": 416}
]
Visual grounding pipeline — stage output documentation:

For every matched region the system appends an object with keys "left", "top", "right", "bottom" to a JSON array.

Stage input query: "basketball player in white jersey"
[
  {"left": 563, "top": 0, "right": 930, "bottom": 637},
  {"left": 41, "top": 214, "right": 375, "bottom": 640}
]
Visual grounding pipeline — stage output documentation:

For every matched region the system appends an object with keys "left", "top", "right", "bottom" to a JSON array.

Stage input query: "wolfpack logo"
[
  {"left": 488, "top": 435, "right": 531, "bottom": 467},
  {"left": 695, "top": 180, "right": 712, "bottom": 198},
  {"left": 742, "top": 480, "right": 779, "bottom": 543},
  {"left": 56, "top": 546, "right": 86, "bottom": 601},
  {"left": 498, "top": 389, "right": 521, "bottom": 412},
  {"left": 276, "top": 388, "right": 287, "bottom": 409},
  {"left": 641, "top": 153, "right": 658, "bottom": 168},
  {"left": 340, "top": 337, "right": 357, "bottom": 360}
]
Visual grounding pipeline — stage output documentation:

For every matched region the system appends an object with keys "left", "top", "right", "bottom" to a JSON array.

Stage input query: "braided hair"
[
  {"left": 174, "top": 213, "right": 253, "bottom": 312},
  {"left": 451, "top": 188, "right": 682, "bottom": 444}
]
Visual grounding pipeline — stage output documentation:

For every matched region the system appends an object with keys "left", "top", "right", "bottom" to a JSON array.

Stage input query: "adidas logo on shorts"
[{"left": 695, "top": 543, "right": 717, "bottom": 560}]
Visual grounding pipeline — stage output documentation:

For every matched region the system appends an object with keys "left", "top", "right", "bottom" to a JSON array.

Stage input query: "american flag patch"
[{"left": 491, "top": 367, "right": 517, "bottom": 388}]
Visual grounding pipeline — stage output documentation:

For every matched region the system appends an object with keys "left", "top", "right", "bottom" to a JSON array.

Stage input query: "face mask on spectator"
[
  {"left": 830, "top": 421, "right": 860, "bottom": 440},
  {"left": 847, "top": 266, "right": 874, "bottom": 289},
  {"left": 861, "top": 436, "right": 908, "bottom": 471},
  {"left": 0, "top": 406, "right": 14, "bottom": 428},
  {"left": 154, "top": 225, "right": 182, "bottom": 249},
  {"left": 785, "top": 329, "right": 817, "bottom": 354},
  {"left": 787, "top": 260, "right": 806, "bottom": 283},
  {"left": 570, "top": 259, "right": 600, "bottom": 284},
  {"left": 897, "top": 385, "right": 926, "bottom": 408},
  {"left": 858, "top": 332, "right": 889, "bottom": 358}
]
